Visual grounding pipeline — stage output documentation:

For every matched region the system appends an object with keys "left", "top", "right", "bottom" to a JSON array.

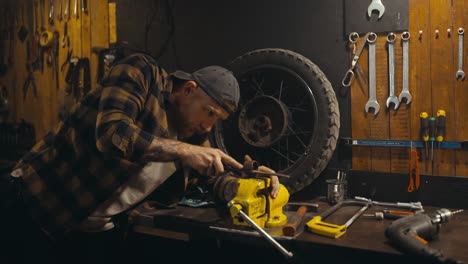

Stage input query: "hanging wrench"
[
  {"left": 386, "top": 33, "right": 399, "bottom": 110},
  {"left": 48, "top": 0, "right": 55, "bottom": 26},
  {"left": 365, "top": 33, "right": 380, "bottom": 115},
  {"left": 64, "top": 0, "right": 69, "bottom": 20},
  {"left": 399, "top": 31, "right": 412, "bottom": 104},
  {"left": 73, "top": 0, "right": 79, "bottom": 19},
  {"left": 367, "top": 0, "right": 385, "bottom": 19},
  {"left": 57, "top": 0, "right": 63, "bottom": 21},
  {"left": 456, "top": 28, "right": 465, "bottom": 80}
]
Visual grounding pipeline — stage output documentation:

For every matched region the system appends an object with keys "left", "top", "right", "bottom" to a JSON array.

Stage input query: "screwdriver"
[
  {"left": 420, "top": 112, "right": 429, "bottom": 160},
  {"left": 436, "top": 110, "right": 446, "bottom": 150},
  {"left": 429, "top": 116, "right": 436, "bottom": 161},
  {"left": 363, "top": 209, "right": 415, "bottom": 220}
]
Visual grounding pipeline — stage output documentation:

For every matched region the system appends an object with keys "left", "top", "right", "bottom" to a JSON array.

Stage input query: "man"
[{"left": 0, "top": 53, "right": 279, "bottom": 263}]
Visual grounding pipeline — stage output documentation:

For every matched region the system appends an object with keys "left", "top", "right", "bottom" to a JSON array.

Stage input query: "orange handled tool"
[{"left": 408, "top": 142, "right": 420, "bottom": 192}]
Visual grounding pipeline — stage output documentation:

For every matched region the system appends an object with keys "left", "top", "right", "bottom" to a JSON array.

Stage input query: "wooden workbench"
[{"left": 129, "top": 198, "right": 468, "bottom": 264}]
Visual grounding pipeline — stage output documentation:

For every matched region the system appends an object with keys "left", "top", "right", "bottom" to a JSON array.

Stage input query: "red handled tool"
[{"left": 408, "top": 142, "right": 420, "bottom": 192}]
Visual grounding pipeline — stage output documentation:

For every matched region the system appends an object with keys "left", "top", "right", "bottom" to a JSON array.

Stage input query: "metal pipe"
[{"left": 237, "top": 209, "right": 293, "bottom": 259}]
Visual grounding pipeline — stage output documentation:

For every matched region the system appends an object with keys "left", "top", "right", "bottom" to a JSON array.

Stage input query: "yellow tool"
[
  {"left": 229, "top": 177, "right": 289, "bottom": 228},
  {"left": 226, "top": 176, "right": 293, "bottom": 259},
  {"left": 306, "top": 200, "right": 369, "bottom": 238}
]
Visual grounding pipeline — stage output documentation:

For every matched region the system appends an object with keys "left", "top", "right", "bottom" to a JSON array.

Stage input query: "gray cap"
[{"left": 171, "top": 66, "right": 240, "bottom": 114}]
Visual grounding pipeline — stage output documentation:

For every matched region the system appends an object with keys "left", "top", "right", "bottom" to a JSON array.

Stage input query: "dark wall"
[{"left": 115, "top": 0, "right": 351, "bottom": 166}]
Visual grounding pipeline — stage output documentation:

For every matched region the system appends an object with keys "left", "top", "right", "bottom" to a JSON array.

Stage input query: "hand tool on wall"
[
  {"left": 61, "top": 22, "right": 70, "bottom": 48},
  {"left": 399, "top": 31, "right": 412, "bottom": 104},
  {"left": 367, "top": 0, "right": 385, "bottom": 19},
  {"left": 22, "top": 41, "right": 38, "bottom": 100},
  {"left": 365, "top": 32, "right": 380, "bottom": 115},
  {"left": 456, "top": 28, "right": 465, "bottom": 80},
  {"left": 386, "top": 32, "right": 399, "bottom": 110},
  {"left": 81, "top": 0, "right": 88, "bottom": 14},
  {"left": 429, "top": 116, "right": 436, "bottom": 161},
  {"left": 354, "top": 196, "right": 424, "bottom": 211},
  {"left": 436, "top": 110, "right": 446, "bottom": 150},
  {"left": 64, "top": 0, "right": 70, "bottom": 21},
  {"left": 420, "top": 112, "right": 429, "bottom": 159},
  {"left": 73, "top": 0, "right": 79, "bottom": 19},
  {"left": 385, "top": 208, "right": 463, "bottom": 263},
  {"left": 48, "top": 0, "right": 55, "bottom": 26},
  {"left": 342, "top": 32, "right": 371, "bottom": 87},
  {"left": 57, "top": 0, "right": 63, "bottom": 21},
  {"left": 282, "top": 205, "right": 307, "bottom": 237},
  {"left": 407, "top": 141, "right": 420, "bottom": 193},
  {"left": 65, "top": 57, "right": 91, "bottom": 99},
  {"left": 17, "top": 2, "right": 28, "bottom": 42},
  {"left": 306, "top": 199, "right": 369, "bottom": 238}
]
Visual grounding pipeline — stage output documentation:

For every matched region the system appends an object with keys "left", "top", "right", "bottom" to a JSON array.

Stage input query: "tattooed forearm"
[{"left": 142, "top": 137, "right": 187, "bottom": 162}]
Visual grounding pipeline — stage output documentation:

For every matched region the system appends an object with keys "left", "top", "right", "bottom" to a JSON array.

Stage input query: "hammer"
[{"left": 283, "top": 205, "right": 308, "bottom": 237}]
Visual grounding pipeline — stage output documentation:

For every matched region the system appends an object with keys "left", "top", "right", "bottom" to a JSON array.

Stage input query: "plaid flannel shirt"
[{"left": 12, "top": 53, "right": 174, "bottom": 239}]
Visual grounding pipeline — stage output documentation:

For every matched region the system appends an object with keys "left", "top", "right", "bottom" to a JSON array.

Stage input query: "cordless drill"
[{"left": 385, "top": 208, "right": 464, "bottom": 264}]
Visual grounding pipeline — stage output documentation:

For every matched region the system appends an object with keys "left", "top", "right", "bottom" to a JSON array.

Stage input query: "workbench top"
[{"left": 130, "top": 197, "right": 468, "bottom": 263}]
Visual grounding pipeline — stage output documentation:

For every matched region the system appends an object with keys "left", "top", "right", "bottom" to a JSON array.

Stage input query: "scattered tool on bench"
[
  {"left": 385, "top": 208, "right": 463, "bottom": 263},
  {"left": 354, "top": 196, "right": 424, "bottom": 212},
  {"left": 306, "top": 199, "right": 370, "bottom": 238},
  {"left": 364, "top": 209, "right": 415, "bottom": 220},
  {"left": 282, "top": 205, "right": 308, "bottom": 237}
]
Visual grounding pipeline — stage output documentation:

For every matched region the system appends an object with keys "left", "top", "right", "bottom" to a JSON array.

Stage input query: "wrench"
[
  {"left": 365, "top": 33, "right": 380, "bottom": 115},
  {"left": 367, "top": 0, "right": 385, "bottom": 19},
  {"left": 57, "top": 0, "right": 62, "bottom": 21},
  {"left": 64, "top": 0, "right": 69, "bottom": 20},
  {"left": 48, "top": 0, "right": 55, "bottom": 26},
  {"left": 456, "top": 28, "right": 465, "bottom": 80},
  {"left": 399, "top": 31, "right": 412, "bottom": 104},
  {"left": 386, "top": 33, "right": 399, "bottom": 110}
]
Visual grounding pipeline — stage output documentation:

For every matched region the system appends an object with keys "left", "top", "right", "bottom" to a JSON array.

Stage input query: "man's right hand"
[{"left": 179, "top": 144, "right": 242, "bottom": 177}]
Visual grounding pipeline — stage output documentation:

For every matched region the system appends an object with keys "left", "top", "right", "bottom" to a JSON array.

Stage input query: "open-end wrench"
[
  {"left": 365, "top": 32, "right": 380, "bottom": 115},
  {"left": 386, "top": 33, "right": 399, "bottom": 110},
  {"left": 73, "top": 0, "right": 79, "bottom": 19},
  {"left": 57, "top": 0, "right": 63, "bottom": 21},
  {"left": 48, "top": 0, "right": 55, "bottom": 26},
  {"left": 399, "top": 31, "right": 412, "bottom": 104},
  {"left": 64, "top": 0, "right": 69, "bottom": 20},
  {"left": 456, "top": 28, "right": 465, "bottom": 80},
  {"left": 367, "top": 0, "right": 385, "bottom": 19}
]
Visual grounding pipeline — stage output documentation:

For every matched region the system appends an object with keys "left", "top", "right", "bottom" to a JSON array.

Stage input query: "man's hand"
[
  {"left": 243, "top": 155, "right": 280, "bottom": 198},
  {"left": 179, "top": 144, "right": 242, "bottom": 176}
]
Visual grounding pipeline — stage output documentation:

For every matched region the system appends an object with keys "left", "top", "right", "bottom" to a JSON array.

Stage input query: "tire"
[{"left": 212, "top": 48, "right": 340, "bottom": 194}]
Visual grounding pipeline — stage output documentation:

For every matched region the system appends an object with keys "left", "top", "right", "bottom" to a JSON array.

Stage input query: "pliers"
[{"left": 22, "top": 67, "right": 38, "bottom": 100}]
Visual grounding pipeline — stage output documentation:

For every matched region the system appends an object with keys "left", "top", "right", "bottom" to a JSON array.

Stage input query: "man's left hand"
[{"left": 243, "top": 155, "right": 279, "bottom": 198}]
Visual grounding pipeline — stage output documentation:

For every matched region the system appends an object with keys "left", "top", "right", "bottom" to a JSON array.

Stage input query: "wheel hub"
[{"left": 238, "top": 95, "right": 290, "bottom": 148}]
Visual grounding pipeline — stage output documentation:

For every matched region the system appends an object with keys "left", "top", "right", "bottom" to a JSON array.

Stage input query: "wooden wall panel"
[
  {"left": 352, "top": 0, "right": 467, "bottom": 177},
  {"left": 430, "top": 0, "right": 456, "bottom": 176},
  {"left": 0, "top": 0, "right": 110, "bottom": 141}
]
